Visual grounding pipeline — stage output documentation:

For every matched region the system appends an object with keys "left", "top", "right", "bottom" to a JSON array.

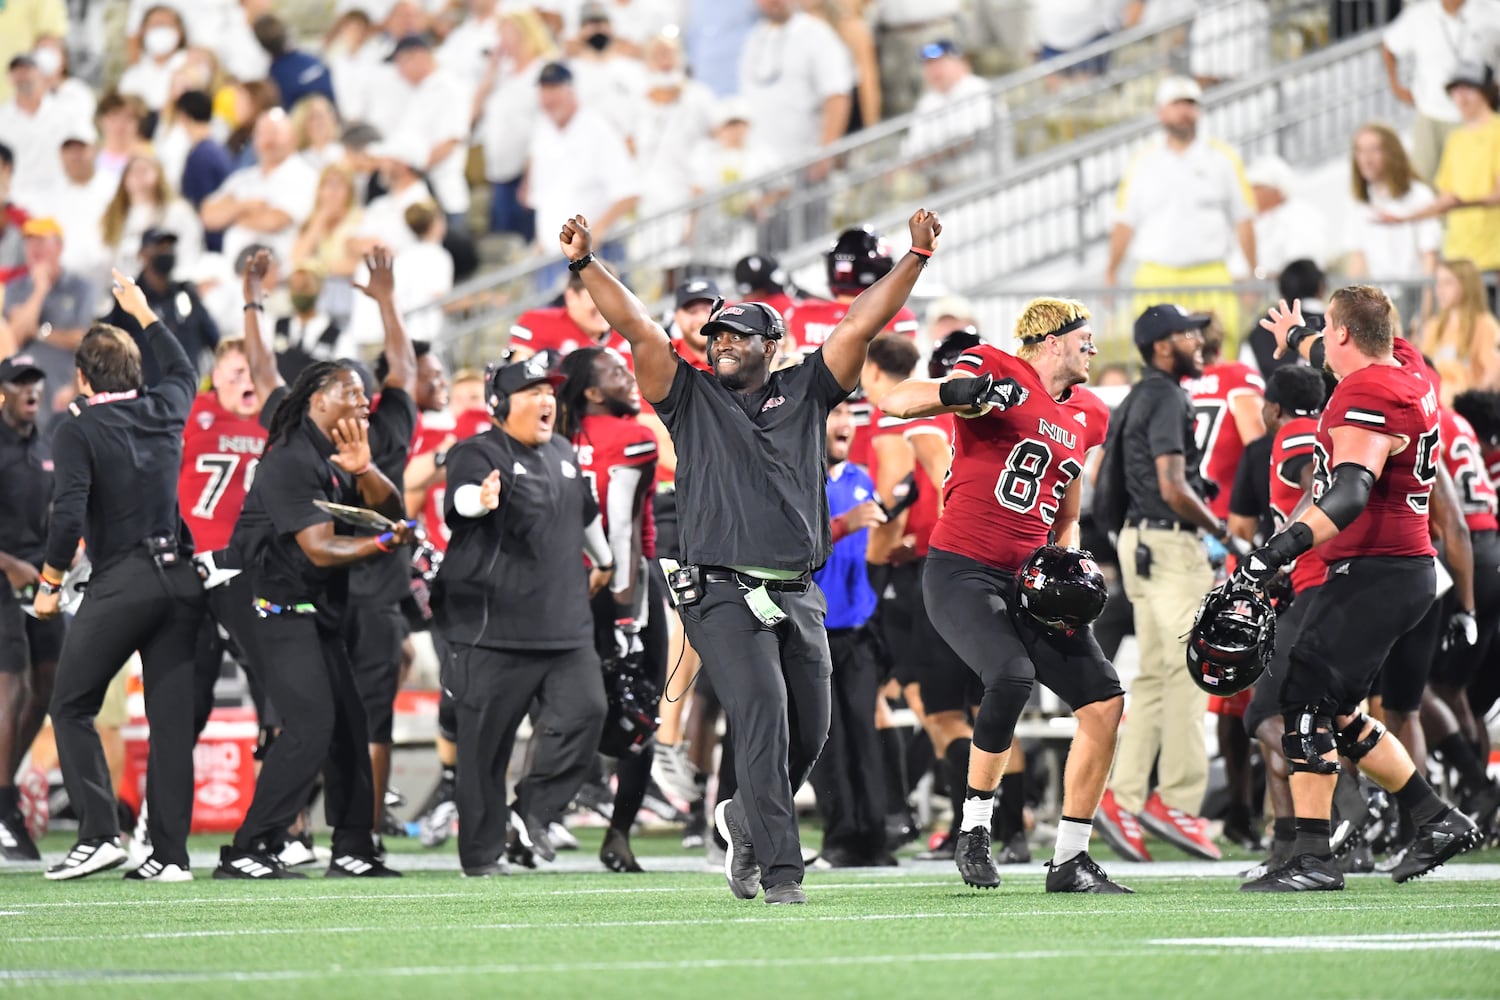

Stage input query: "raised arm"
[
  {"left": 241, "top": 249, "right": 286, "bottom": 402},
  {"left": 353, "top": 247, "right": 416, "bottom": 393},
  {"left": 559, "top": 215, "right": 677, "bottom": 404},
  {"left": 111, "top": 270, "right": 195, "bottom": 419},
  {"left": 821, "top": 209, "right": 941, "bottom": 390}
]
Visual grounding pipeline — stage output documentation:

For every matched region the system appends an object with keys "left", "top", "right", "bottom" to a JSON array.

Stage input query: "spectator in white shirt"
[
  {"left": 371, "top": 34, "right": 473, "bottom": 228},
  {"left": 1345, "top": 122, "right": 1443, "bottom": 317},
  {"left": 30, "top": 36, "right": 96, "bottom": 130},
  {"left": 354, "top": 137, "right": 436, "bottom": 252},
  {"left": 0, "top": 54, "right": 67, "bottom": 211},
  {"left": 905, "top": 39, "right": 1008, "bottom": 186},
  {"left": 1244, "top": 154, "right": 1327, "bottom": 278},
  {"left": 476, "top": 8, "right": 556, "bottom": 241},
  {"left": 119, "top": 5, "right": 191, "bottom": 115},
  {"left": 689, "top": 98, "right": 779, "bottom": 263},
  {"left": 29, "top": 126, "right": 115, "bottom": 288},
  {"left": 100, "top": 153, "right": 205, "bottom": 280},
  {"left": 1382, "top": 0, "right": 1500, "bottom": 180},
  {"left": 322, "top": 9, "right": 383, "bottom": 125},
  {"left": 738, "top": 0, "right": 853, "bottom": 179},
  {"left": 1034, "top": 0, "right": 1117, "bottom": 77},
  {"left": 217, "top": 0, "right": 275, "bottom": 87},
  {"left": 634, "top": 33, "right": 716, "bottom": 216},
  {"left": 569, "top": 4, "right": 649, "bottom": 143},
  {"left": 525, "top": 61, "right": 640, "bottom": 250},
  {"left": 1189, "top": 0, "right": 1270, "bottom": 87},
  {"left": 437, "top": 0, "right": 503, "bottom": 94},
  {"left": 201, "top": 109, "right": 319, "bottom": 265},
  {"left": 293, "top": 95, "right": 345, "bottom": 174},
  {"left": 125, "top": 0, "right": 238, "bottom": 65},
  {"left": 872, "top": 0, "right": 961, "bottom": 115},
  {"left": 348, "top": 200, "right": 453, "bottom": 345}
]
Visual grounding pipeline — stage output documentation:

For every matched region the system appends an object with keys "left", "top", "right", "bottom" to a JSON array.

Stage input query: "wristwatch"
[
  {"left": 37, "top": 578, "right": 62, "bottom": 597},
  {"left": 568, "top": 252, "right": 595, "bottom": 273},
  {"left": 434, "top": 449, "right": 448, "bottom": 469}
]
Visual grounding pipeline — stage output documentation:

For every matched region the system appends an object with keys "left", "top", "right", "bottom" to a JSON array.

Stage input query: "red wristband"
[{"left": 908, "top": 247, "right": 934, "bottom": 258}]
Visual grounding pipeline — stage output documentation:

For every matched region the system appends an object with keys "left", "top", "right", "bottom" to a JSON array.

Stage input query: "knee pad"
[
  {"left": 1280, "top": 708, "right": 1340, "bottom": 775},
  {"left": 1333, "top": 712, "right": 1386, "bottom": 763},
  {"left": 971, "top": 673, "right": 1034, "bottom": 754}
]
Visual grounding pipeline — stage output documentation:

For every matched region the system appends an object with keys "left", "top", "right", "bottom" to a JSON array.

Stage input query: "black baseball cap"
[
  {"left": 140, "top": 227, "right": 178, "bottom": 250},
  {"left": 1134, "top": 304, "right": 1210, "bottom": 348},
  {"left": 0, "top": 352, "right": 46, "bottom": 384},
  {"left": 1446, "top": 60, "right": 1494, "bottom": 92},
  {"left": 675, "top": 278, "right": 720, "bottom": 309},
  {"left": 702, "top": 302, "right": 785, "bottom": 341},
  {"left": 388, "top": 34, "right": 432, "bottom": 60},
  {"left": 538, "top": 61, "right": 574, "bottom": 86},
  {"left": 486, "top": 355, "right": 566, "bottom": 408},
  {"left": 733, "top": 253, "right": 784, "bottom": 294}
]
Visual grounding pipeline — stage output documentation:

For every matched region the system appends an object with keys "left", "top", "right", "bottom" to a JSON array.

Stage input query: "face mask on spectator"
[
  {"left": 585, "top": 32, "right": 611, "bottom": 52},
  {"left": 144, "top": 26, "right": 181, "bottom": 58},
  {"left": 149, "top": 251, "right": 177, "bottom": 275},
  {"left": 32, "top": 47, "right": 62, "bottom": 77},
  {"left": 290, "top": 292, "right": 320, "bottom": 313}
]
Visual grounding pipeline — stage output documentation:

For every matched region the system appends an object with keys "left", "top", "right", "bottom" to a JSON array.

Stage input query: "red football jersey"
[
  {"left": 930, "top": 346, "right": 1109, "bottom": 571},
  {"left": 416, "top": 407, "right": 493, "bottom": 552},
  {"left": 1441, "top": 409, "right": 1500, "bottom": 533},
  {"left": 1313, "top": 338, "right": 1439, "bottom": 562},
  {"left": 1183, "top": 362, "right": 1265, "bottom": 520},
  {"left": 575, "top": 414, "right": 658, "bottom": 565},
  {"left": 784, "top": 297, "right": 918, "bottom": 356},
  {"left": 855, "top": 405, "right": 952, "bottom": 557},
  {"left": 180, "top": 393, "right": 267, "bottom": 552},
  {"left": 510, "top": 306, "right": 634, "bottom": 366},
  {"left": 1269, "top": 416, "right": 1327, "bottom": 593}
]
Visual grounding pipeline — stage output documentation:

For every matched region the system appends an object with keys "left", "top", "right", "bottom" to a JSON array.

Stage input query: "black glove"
[
  {"left": 939, "top": 375, "right": 1028, "bottom": 413},
  {"left": 1444, "top": 608, "right": 1479, "bottom": 651},
  {"left": 1230, "top": 522, "right": 1313, "bottom": 591}
]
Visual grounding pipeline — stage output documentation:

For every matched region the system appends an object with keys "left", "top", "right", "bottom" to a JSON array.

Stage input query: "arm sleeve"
[
  {"left": 582, "top": 514, "right": 610, "bottom": 568},
  {"left": 145, "top": 320, "right": 199, "bottom": 422},
  {"left": 442, "top": 442, "right": 502, "bottom": 528},
  {"left": 43, "top": 421, "right": 92, "bottom": 570},
  {"left": 605, "top": 465, "right": 644, "bottom": 594}
]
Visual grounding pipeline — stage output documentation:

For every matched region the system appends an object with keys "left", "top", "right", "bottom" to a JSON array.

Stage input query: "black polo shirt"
[
  {"left": 434, "top": 428, "right": 597, "bottom": 651},
  {"left": 0, "top": 417, "right": 51, "bottom": 569},
  {"left": 348, "top": 388, "right": 417, "bottom": 606},
  {"left": 1119, "top": 365, "right": 1207, "bottom": 527},
  {"left": 651, "top": 350, "right": 850, "bottom": 572},
  {"left": 44, "top": 321, "right": 197, "bottom": 571},
  {"left": 105, "top": 277, "right": 220, "bottom": 385},
  {"left": 1229, "top": 432, "right": 1276, "bottom": 540}
]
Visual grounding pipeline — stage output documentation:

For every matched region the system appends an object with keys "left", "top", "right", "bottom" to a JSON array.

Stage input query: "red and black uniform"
[
  {"left": 1282, "top": 337, "right": 1440, "bottom": 715},
  {"left": 180, "top": 393, "right": 267, "bottom": 554},
  {"left": 413, "top": 408, "right": 493, "bottom": 553},
  {"left": 1183, "top": 362, "right": 1265, "bottom": 520},
  {"left": 574, "top": 413, "right": 658, "bottom": 600},
  {"left": 510, "top": 307, "right": 633, "bottom": 366},
  {"left": 923, "top": 346, "right": 1122, "bottom": 753},
  {"left": 1434, "top": 409, "right": 1500, "bottom": 693},
  {"left": 785, "top": 298, "right": 917, "bottom": 357}
]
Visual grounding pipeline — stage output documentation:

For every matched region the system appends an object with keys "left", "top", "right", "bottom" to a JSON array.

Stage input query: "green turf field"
[{"left": 3, "top": 831, "right": 1499, "bottom": 999}]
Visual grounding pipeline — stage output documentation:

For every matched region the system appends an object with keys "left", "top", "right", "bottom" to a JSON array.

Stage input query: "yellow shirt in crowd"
[{"left": 1435, "top": 114, "right": 1500, "bottom": 271}]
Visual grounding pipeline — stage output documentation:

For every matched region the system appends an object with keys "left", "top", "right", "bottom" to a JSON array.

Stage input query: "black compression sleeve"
[{"left": 1315, "top": 463, "right": 1376, "bottom": 529}]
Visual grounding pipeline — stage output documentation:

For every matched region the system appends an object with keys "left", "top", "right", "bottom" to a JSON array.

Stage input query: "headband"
[{"left": 1018, "top": 314, "right": 1089, "bottom": 346}]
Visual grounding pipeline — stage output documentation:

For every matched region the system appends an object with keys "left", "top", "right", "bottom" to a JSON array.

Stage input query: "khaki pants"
[
  {"left": 1111, "top": 525, "right": 1214, "bottom": 814},
  {"left": 1409, "top": 114, "right": 1459, "bottom": 184}
]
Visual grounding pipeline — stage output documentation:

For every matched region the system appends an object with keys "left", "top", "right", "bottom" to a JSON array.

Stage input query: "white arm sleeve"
[
  {"left": 453, "top": 483, "right": 490, "bottom": 519},
  {"left": 605, "top": 466, "right": 644, "bottom": 596},
  {"left": 583, "top": 513, "right": 611, "bottom": 569}
]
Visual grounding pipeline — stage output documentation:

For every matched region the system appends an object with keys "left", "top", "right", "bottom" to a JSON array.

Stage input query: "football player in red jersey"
[
  {"left": 785, "top": 227, "right": 919, "bottom": 358},
  {"left": 881, "top": 297, "right": 1130, "bottom": 893},
  {"left": 508, "top": 267, "right": 633, "bottom": 363},
  {"left": 1236, "top": 289, "right": 1482, "bottom": 890},
  {"left": 558, "top": 346, "right": 664, "bottom": 872},
  {"left": 1183, "top": 318, "right": 1265, "bottom": 519}
]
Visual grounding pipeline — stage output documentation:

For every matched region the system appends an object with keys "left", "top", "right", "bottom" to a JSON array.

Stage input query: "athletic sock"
[
  {"left": 1292, "top": 817, "right": 1333, "bottom": 859},
  {"left": 960, "top": 785, "right": 995, "bottom": 833},
  {"left": 995, "top": 771, "right": 1025, "bottom": 840},
  {"left": 1393, "top": 772, "right": 1450, "bottom": 827},
  {"left": 1272, "top": 816, "right": 1295, "bottom": 845},
  {"left": 1435, "top": 733, "right": 1490, "bottom": 793},
  {"left": 943, "top": 738, "right": 972, "bottom": 835},
  {"left": 878, "top": 727, "right": 909, "bottom": 812},
  {"left": 1052, "top": 815, "right": 1092, "bottom": 865},
  {"left": 0, "top": 786, "right": 16, "bottom": 812}
]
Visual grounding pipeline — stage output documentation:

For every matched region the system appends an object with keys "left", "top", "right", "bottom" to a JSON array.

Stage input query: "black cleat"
[
  {"left": 1045, "top": 851, "right": 1133, "bottom": 893},
  {"left": 0, "top": 810, "right": 40, "bottom": 862},
  {"left": 1239, "top": 853, "right": 1343, "bottom": 892},
  {"left": 885, "top": 811, "right": 919, "bottom": 851},
  {"left": 1336, "top": 842, "right": 1374, "bottom": 874},
  {"left": 1240, "top": 839, "right": 1294, "bottom": 881},
  {"left": 507, "top": 810, "right": 556, "bottom": 864},
  {"left": 995, "top": 831, "right": 1031, "bottom": 864},
  {"left": 600, "top": 828, "right": 644, "bottom": 873},
  {"left": 954, "top": 827, "right": 1000, "bottom": 889},
  {"left": 1460, "top": 782, "right": 1500, "bottom": 841},
  {"left": 713, "top": 798, "right": 761, "bottom": 899},
  {"left": 462, "top": 860, "right": 511, "bottom": 878},
  {"left": 1390, "top": 809, "right": 1482, "bottom": 884},
  {"left": 326, "top": 853, "right": 402, "bottom": 878},
  {"left": 763, "top": 882, "right": 806, "bottom": 905},
  {"left": 214, "top": 845, "right": 306, "bottom": 880}
]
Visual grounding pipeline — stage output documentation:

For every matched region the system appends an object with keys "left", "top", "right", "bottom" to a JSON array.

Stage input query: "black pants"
[
  {"left": 233, "top": 611, "right": 375, "bottom": 857},
  {"left": 599, "top": 567, "right": 671, "bottom": 833},
  {"left": 345, "top": 602, "right": 406, "bottom": 744},
  {"left": 195, "top": 570, "right": 276, "bottom": 737},
  {"left": 680, "top": 577, "right": 831, "bottom": 888},
  {"left": 443, "top": 642, "right": 605, "bottom": 871},
  {"left": 810, "top": 627, "right": 886, "bottom": 859},
  {"left": 50, "top": 552, "right": 203, "bottom": 865}
]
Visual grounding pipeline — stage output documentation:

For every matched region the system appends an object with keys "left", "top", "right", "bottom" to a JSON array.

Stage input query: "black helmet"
[
  {"left": 597, "top": 657, "right": 661, "bottom": 759},
  {"left": 928, "top": 325, "right": 982, "bottom": 378},
  {"left": 827, "top": 226, "right": 892, "bottom": 296},
  {"left": 1185, "top": 584, "right": 1276, "bottom": 695},
  {"left": 1014, "top": 545, "right": 1108, "bottom": 632}
]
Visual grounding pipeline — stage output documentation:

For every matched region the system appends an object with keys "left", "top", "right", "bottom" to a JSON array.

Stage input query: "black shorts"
[
  {"left": 0, "top": 590, "right": 65, "bottom": 673},
  {"left": 654, "top": 487, "right": 680, "bottom": 561},
  {"left": 876, "top": 559, "right": 977, "bottom": 713},
  {"left": 1282, "top": 556, "right": 1435, "bottom": 716},
  {"left": 1376, "top": 594, "right": 1445, "bottom": 713},
  {"left": 345, "top": 602, "right": 407, "bottom": 744},
  {"left": 923, "top": 548, "right": 1124, "bottom": 713},
  {"left": 1432, "top": 529, "right": 1500, "bottom": 688},
  {"left": 1245, "top": 586, "right": 1315, "bottom": 735}
]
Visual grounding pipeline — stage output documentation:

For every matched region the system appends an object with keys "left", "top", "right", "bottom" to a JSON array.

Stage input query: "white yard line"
[{"left": 1154, "top": 931, "right": 1500, "bottom": 952}]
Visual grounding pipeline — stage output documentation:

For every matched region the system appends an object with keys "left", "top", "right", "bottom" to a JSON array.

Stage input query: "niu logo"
[
  {"left": 761, "top": 396, "right": 785, "bottom": 413},
  {"left": 1231, "top": 600, "right": 1253, "bottom": 617}
]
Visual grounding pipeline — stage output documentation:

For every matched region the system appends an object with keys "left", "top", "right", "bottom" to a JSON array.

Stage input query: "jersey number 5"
[
  {"left": 995, "top": 439, "right": 1082, "bottom": 526},
  {"left": 1409, "top": 425, "right": 1440, "bottom": 514}
]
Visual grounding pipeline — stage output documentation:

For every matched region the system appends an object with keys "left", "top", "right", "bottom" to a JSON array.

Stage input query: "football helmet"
[
  {"left": 1014, "top": 545, "right": 1108, "bottom": 632},
  {"left": 827, "top": 226, "right": 892, "bottom": 296},
  {"left": 1186, "top": 584, "right": 1276, "bottom": 695},
  {"left": 598, "top": 657, "right": 661, "bottom": 759}
]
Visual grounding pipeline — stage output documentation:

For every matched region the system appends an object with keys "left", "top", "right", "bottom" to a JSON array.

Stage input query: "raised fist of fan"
[{"left": 559, "top": 215, "right": 593, "bottom": 262}]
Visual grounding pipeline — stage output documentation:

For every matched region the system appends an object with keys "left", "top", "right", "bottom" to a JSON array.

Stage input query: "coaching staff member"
[
  {"left": 433, "top": 356, "right": 611, "bottom": 877},
  {"left": 558, "top": 207, "right": 941, "bottom": 905},
  {"left": 35, "top": 271, "right": 206, "bottom": 882}
]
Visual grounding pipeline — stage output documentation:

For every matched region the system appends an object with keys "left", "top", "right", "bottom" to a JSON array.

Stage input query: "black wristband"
[
  {"left": 1286, "top": 324, "right": 1317, "bottom": 353},
  {"left": 433, "top": 449, "right": 448, "bottom": 469},
  {"left": 1265, "top": 521, "right": 1314, "bottom": 568},
  {"left": 243, "top": 302, "right": 264, "bottom": 312},
  {"left": 568, "top": 253, "right": 595, "bottom": 273},
  {"left": 939, "top": 375, "right": 987, "bottom": 410}
]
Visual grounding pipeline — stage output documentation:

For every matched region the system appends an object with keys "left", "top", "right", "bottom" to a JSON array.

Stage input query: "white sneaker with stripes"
[
  {"left": 213, "top": 845, "right": 306, "bottom": 880},
  {"left": 326, "top": 853, "right": 402, "bottom": 878},
  {"left": 44, "top": 837, "right": 127, "bottom": 880},
  {"left": 123, "top": 857, "right": 193, "bottom": 882}
]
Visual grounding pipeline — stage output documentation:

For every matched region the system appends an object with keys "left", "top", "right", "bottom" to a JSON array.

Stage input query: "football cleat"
[
  {"left": 125, "top": 800, "right": 152, "bottom": 872},
  {"left": 548, "top": 822, "right": 579, "bottom": 851},
  {"left": 508, "top": 811, "right": 557, "bottom": 864},
  {"left": 682, "top": 806, "right": 708, "bottom": 849},
  {"left": 1390, "top": 809, "right": 1483, "bottom": 883},
  {"left": 954, "top": 828, "right": 1000, "bottom": 889},
  {"left": 123, "top": 857, "right": 193, "bottom": 882},
  {"left": 1139, "top": 792, "right": 1221, "bottom": 860},
  {"left": 714, "top": 798, "right": 761, "bottom": 899},
  {"left": 995, "top": 831, "right": 1031, "bottom": 864},
  {"left": 1240, "top": 839, "right": 1295, "bottom": 881},
  {"left": 1239, "top": 853, "right": 1343, "bottom": 892},
  {"left": 1460, "top": 781, "right": 1500, "bottom": 841},
  {"left": 600, "top": 828, "right": 644, "bottom": 873},
  {"left": 326, "top": 853, "right": 402, "bottom": 878},
  {"left": 652, "top": 740, "right": 703, "bottom": 807},
  {"left": 1336, "top": 842, "right": 1375, "bottom": 874},
  {"left": 1094, "top": 790, "right": 1151, "bottom": 862},
  {"left": 214, "top": 845, "right": 306, "bottom": 880},
  {"left": 45, "top": 837, "right": 127, "bottom": 880},
  {"left": 1045, "top": 851, "right": 1133, "bottom": 893},
  {"left": 462, "top": 860, "right": 511, "bottom": 878},
  {"left": 763, "top": 882, "right": 807, "bottom": 905},
  {"left": 0, "top": 810, "right": 40, "bottom": 862}
]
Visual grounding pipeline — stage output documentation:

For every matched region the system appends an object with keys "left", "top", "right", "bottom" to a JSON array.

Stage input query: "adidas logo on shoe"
[
  {"left": 327, "top": 853, "right": 402, "bottom": 878},
  {"left": 44, "top": 837, "right": 128, "bottom": 881},
  {"left": 124, "top": 858, "right": 193, "bottom": 882},
  {"left": 213, "top": 846, "right": 306, "bottom": 880}
]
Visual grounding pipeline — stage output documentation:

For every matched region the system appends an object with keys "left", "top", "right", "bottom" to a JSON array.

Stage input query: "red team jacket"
[
  {"left": 1312, "top": 337, "right": 1438, "bottom": 562},
  {"left": 1183, "top": 362, "right": 1265, "bottom": 520},
  {"left": 785, "top": 298, "right": 918, "bottom": 356},
  {"left": 930, "top": 346, "right": 1110, "bottom": 571},
  {"left": 1269, "top": 416, "right": 1327, "bottom": 594},
  {"left": 179, "top": 393, "right": 267, "bottom": 553}
]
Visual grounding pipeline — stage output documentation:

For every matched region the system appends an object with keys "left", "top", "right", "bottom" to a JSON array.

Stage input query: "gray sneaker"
[
  {"left": 764, "top": 882, "right": 806, "bottom": 905},
  {"left": 714, "top": 798, "right": 761, "bottom": 899}
]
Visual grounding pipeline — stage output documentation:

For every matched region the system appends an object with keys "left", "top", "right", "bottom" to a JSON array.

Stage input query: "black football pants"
[
  {"left": 50, "top": 552, "right": 204, "bottom": 866},
  {"left": 810, "top": 626, "right": 886, "bottom": 859}
]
